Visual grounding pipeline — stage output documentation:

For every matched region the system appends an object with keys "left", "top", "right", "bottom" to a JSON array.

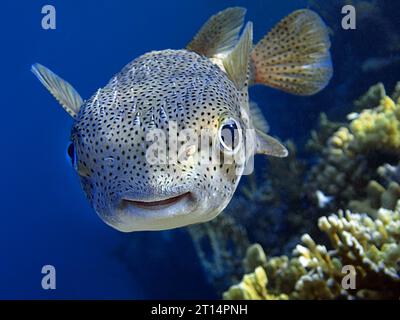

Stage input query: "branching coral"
[
  {"left": 223, "top": 266, "right": 289, "bottom": 300},
  {"left": 392, "top": 82, "right": 400, "bottom": 103},
  {"left": 187, "top": 214, "right": 250, "bottom": 293},
  {"left": 306, "top": 82, "right": 400, "bottom": 210},
  {"left": 317, "top": 207, "right": 400, "bottom": 298},
  {"left": 350, "top": 96, "right": 400, "bottom": 153},
  {"left": 266, "top": 140, "right": 306, "bottom": 206},
  {"left": 348, "top": 179, "right": 400, "bottom": 217},
  {"left": 307, "top": 126, "right": 360, "bottom": 207},
  {"left": 306, "top": 113, "right": 347, "bottom": 153},
  {"left": 353, "top": 82, "right": 386, "bottom": 111},
  {"left": 191, "top": 83, "right": 400, "bottom": 299},
  {"left": 224, "top": 201, "right": 400, "bottom": 300}
]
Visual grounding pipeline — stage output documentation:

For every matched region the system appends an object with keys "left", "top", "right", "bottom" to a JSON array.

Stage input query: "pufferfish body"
[{"left": 32, "top": 8, "right": 332, "bottom": 232}]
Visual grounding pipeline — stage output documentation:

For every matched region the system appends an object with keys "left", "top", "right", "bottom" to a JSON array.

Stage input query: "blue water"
[{"left": 3, "top": 0, "right": 397, "bottom": 299}]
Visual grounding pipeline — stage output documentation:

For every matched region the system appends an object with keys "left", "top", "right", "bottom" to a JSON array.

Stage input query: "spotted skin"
[{"left": 72, "top": 50, "right": 250, "bottom": 231}]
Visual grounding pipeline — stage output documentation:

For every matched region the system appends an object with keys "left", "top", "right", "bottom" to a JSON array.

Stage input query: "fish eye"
[
  {"left": 218, "top": 118, "right": 241, "bottom": 153},
  {"left": 66, "top": 141, "right": 77, "bottom": 169}
]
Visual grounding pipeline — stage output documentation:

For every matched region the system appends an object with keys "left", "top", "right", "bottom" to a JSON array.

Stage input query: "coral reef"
[
  {"left": 351, "top": 96, "right": 400, "bottom": 153},
  {"left": 306, "top": 125, "right": 360, "bottom": 209},
  {"left": 190, "top": 84, "right": 400, "bottom": 299},
  {"left": 187, "top": 214, "right": 250, "bottom": 292},
  {"left": 306, "top": 113, "right": 345, "bottom": 153},
  {"left": 392, "top": 82, "right": 400, "bottom": 102},
  {"left": 224, "top": 201, "right": 400, "bottom": 300},
  {"left": 306, "top": 83, "right": 400, "bottom": 211},
  {"left": 348, "top": 179, "right": 400, "bottom": 217},
  {"left": 191, "top": 82, "right": 400, "bottom": 299},
  {"left": 223, "top": 266, "right": 288, "bottom": 300},
  {"left": 353, "top": 82, "right": 386, "bottom": 111}
]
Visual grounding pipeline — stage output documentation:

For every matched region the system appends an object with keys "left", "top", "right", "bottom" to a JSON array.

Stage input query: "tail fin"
[{"left": 250, "top": 9, "right": 333, "bottom": 96}]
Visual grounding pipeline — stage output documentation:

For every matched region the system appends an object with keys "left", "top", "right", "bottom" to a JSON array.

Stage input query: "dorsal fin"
[
  {"left": 186, "top": 7, "right": 246, "bottom": 57},
  {"left": 222, "top": 22, "right": 253, "bottom": 90},
  {"left": 31, "top": 63, "right": 83, "bottom": 118}
]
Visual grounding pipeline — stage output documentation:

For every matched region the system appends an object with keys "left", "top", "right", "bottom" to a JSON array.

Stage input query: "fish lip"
[
  {"left": 119, "top": 192, "right": 192, "bottom": 210},
  {"left": 107, "top": 190, "right": 209, "bottom": 231}
]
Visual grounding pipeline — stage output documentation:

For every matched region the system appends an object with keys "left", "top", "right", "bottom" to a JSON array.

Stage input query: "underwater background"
[{"left": 1, "top": 0, "right": 399, "bottom": 299}]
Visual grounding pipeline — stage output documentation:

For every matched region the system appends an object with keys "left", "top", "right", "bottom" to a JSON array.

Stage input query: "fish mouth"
[
  {"left": 114, "top": 191, "right": 198, "bottom": 231},
  {"left": 120, "top": 192, "right": 192, "bottom": 210},
  {"left": 103, "top": 190, "right": 225, "bottom": 232}
]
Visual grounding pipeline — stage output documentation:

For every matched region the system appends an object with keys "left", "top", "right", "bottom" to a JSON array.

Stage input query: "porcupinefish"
[{"left": 32, "top": 7, "right": 332, "bottom": 232}]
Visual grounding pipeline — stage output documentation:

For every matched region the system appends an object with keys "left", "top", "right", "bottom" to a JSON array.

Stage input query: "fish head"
[{"left": 69, "top": 50, "right": 251, "bottom": 232}]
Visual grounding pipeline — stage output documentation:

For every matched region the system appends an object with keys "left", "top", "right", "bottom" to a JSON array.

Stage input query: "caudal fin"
[{"left": 250, "top": 9, "right": 333, "bottom": 96}]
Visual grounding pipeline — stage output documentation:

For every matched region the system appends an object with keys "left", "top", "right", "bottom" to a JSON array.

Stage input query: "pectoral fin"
[
  {"left": 31, "top": 63, "right": 83, "bottom": 118},
  {"left": 186, "top": 7, "right": 246, "bottom": 57},
  {"left": 255, "top": 129, "right": 288, "bottom": 158}
]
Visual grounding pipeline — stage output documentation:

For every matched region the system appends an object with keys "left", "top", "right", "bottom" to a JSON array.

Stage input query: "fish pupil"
[
  {"left": 67, "top": 142, "right": 76, "bottom": 166},
  {"left": 221, "top": 122, "right": 238, "bottom": 150}
]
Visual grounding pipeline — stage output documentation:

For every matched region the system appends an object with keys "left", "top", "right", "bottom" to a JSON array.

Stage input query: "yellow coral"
[
  {"left": 307, "top": 85, "right": 400, "bottom": 208},
  {"left": 223, "top": 267, "right": 288, "bottom": 300},
  {"left": 222, "top": 83, "right": 400, "bottom": 300},
  {"left": 349, "top": 180, "right": 400, "bottom": 217},
  {"left": 350, "top": 94, "right": 400, "bottom": 153},
  {"left": 381, "top": 96, "right": 396, "bottom": 111},
  {"left": 224, "top": 201, "right": 400, "bottom": 300}
]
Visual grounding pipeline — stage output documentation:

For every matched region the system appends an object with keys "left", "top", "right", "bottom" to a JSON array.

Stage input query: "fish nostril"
[
  {"left": 103, "top": 157, "right": 115, "bottom": 165},
  {"left": 103, "top": 157, "right": 117, "bottom": 173},
  {"left": 177, "top": 144, "right": 197, "bottom": 164}
]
